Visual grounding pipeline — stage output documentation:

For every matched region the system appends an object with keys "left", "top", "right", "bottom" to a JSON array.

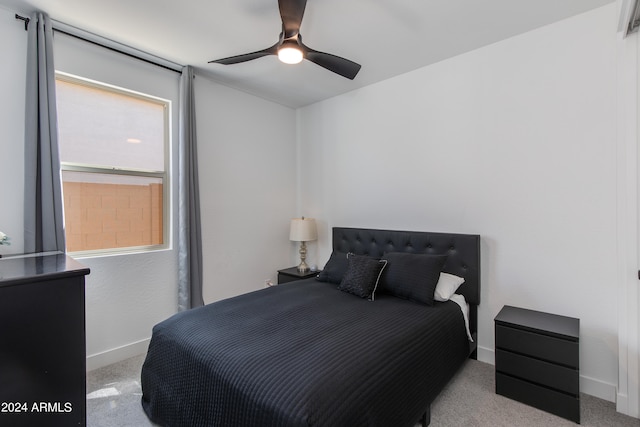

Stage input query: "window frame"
[{"left": 56, "top": 71, "right": 171, "bottom": 257}]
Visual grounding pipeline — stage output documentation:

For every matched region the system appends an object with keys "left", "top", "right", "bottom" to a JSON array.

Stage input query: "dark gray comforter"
[{"left": 141, "top": 279, "right": 469, "bottom": 427}]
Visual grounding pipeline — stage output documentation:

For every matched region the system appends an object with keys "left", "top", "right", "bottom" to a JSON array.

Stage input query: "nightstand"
[
  {"left": 277, "top": 267, "right": 318, "bottom": 284},
  {"left": 495, "top": 305, "right": 580, "bottom": 423}
]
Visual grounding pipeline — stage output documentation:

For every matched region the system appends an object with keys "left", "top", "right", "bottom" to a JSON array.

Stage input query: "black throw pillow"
[
  {"left": 381, "top": 252, "right": 447, "bottom": 305},
  {"left": 338, "top": 253, "right": 387, "bottom": 300}
]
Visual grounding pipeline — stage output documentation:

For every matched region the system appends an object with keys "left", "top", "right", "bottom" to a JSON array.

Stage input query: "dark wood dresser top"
[
  {"left": 495, "top": 305, "right": 579, "bottom": 341},
  {"left": 0, "top": 253, "right": 90, "bottom": 287}
]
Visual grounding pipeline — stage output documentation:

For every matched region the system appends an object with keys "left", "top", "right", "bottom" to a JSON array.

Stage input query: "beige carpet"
[
  {"left": 87, "top": 354, "right": 640, "bottom": 426},
  {"left": 430, "top": 359, "right": 639, "bottom": 427}
]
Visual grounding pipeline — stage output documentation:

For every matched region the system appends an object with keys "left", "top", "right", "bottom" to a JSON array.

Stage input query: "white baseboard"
[
  {"left": 477, "top": 345, "right": 495, "bottom": 365},
  {"left": 86, "top": 338, "right": 150, "bottom": 372},
  {"left": 615, "top": 392, "right": 640, "bottom": 418},
  {"left": 476, "top": 346, "right": 618, "bottom": 403},
  {"left": 581, "top": 374, "right": 617, "bottom": 402}
]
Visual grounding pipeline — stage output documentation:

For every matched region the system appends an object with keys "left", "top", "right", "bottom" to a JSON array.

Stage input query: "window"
[{"left": 56, "top": 73, "right": 169, "bottom": 254}]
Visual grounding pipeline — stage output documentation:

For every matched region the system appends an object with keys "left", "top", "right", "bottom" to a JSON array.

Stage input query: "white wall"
[
  {"left": 0, "top": 7, "right": 297, "bottom": 369},
  {"left": 299, "top": 4, "right": 620, "bottom": 401},
  {"left": 194, "top": 75, "right": 297, "bottom": 302},
  {"left": 0, "top": 8, "right": 27, "bottom": 256}
]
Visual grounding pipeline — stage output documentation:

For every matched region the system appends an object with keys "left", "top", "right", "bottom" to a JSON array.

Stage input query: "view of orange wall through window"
[{"left": 63, "top": 181, "right": 163, "bottom": 252}]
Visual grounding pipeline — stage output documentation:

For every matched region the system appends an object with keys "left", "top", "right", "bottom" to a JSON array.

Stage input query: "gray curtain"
[
  {"left": 178, "top": 65, "right": 204, "bottom": 311},
  {"left": 24, "top": 12, "right": 66, "bottom": 254}
]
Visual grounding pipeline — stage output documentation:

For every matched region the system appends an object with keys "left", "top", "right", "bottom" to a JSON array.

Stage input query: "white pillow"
[{"left": 434, "top": 273, "right": 465, "bottom": 302}]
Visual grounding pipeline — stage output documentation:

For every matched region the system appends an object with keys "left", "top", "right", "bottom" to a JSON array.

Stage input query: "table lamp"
[{"left": 289, "top": 217, "right": 317, "bottom": 273}]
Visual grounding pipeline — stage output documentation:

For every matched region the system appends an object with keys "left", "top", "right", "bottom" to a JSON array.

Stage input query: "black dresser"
[
  {"left": 495, "top": 305, "right": 580, "bottom": 423},
  {"left": 0, "top": 253, "right": 90, "bottom": 427}
]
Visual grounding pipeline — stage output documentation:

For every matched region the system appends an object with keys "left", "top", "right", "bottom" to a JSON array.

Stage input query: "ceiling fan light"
[{"left": 278, "top": 45, "right": 303, "bottom": 64}]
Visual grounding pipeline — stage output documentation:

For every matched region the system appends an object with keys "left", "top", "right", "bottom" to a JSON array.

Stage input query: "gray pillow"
[
  {"left": 380, "top": 252, "right": 447, "bottom": 305},
  {"left": 316, "top": 251, "right": 349, "bottom": 284}
]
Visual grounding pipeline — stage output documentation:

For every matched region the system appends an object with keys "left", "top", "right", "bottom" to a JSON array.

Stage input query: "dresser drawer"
[
  {"left": 495, "top": 349, "right": 579, "bottom": 395},
  {"left": 496, "top": 372, "right": 580, "bottom": 423},
  {"left": 495, "top": 325, "right": 578, "bottom": 368}
]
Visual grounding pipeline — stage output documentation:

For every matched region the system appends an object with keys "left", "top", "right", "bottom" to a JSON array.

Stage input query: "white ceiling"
[{"left": 1, "top": 0, "right": 615, "bottom": 108}]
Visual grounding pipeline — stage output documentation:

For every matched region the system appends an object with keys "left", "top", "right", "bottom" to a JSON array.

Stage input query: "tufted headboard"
[{"left": 332, "top": 227, "right": 481, "bottom": 346}]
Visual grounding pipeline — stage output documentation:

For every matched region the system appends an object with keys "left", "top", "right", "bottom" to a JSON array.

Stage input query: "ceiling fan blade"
[
  {"left": 278, "top": 0, "right": 307, "bottom": 38},
  {"left": 301, "top": 45, "right": 361, "bottom": 80},
  {"left": 209, "top": 44, "right": 278, "bottom": 65}
]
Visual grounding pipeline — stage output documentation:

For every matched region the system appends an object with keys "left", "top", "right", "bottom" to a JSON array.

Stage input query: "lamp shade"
[{"left": 289, "top": 218, "right": 317, "bottom": 242}]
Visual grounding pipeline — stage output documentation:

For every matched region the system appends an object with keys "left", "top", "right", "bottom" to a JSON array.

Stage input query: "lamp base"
[
  {"left": 297, "top": 241, "right": 309, "bottom": 273},
  {"left": 297, "top": 261, "right": 310, "bottom": 273}
]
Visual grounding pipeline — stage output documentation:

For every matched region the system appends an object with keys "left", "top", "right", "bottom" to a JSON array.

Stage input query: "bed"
[{"left": 141, "top": 227, "right": 481, "bottom": 427}]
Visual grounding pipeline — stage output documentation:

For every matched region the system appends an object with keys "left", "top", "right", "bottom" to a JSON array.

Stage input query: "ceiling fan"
[{"left": 208, "top": 0, "right": 361, "bottom": 80}]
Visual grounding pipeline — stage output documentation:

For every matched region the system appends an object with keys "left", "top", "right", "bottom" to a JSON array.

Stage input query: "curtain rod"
[
  {"left": 15, "top": 14, "right": 29, "bottom": 30},
  {"left": 15, "top": 13, "right": 183, "bottom": 74}
]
